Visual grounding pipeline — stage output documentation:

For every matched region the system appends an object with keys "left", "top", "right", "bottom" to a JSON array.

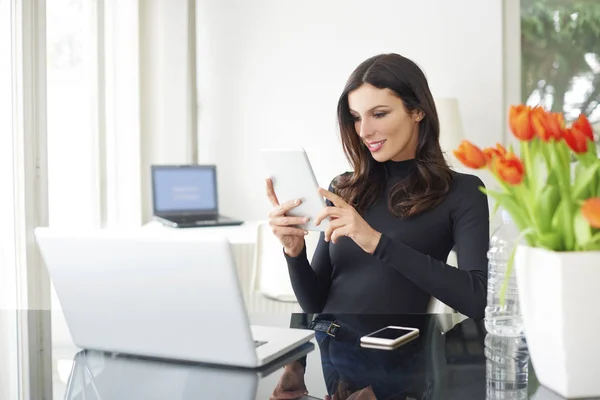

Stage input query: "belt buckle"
[{"left": 326, "top": 321, "right": 340, "bottom": 337}]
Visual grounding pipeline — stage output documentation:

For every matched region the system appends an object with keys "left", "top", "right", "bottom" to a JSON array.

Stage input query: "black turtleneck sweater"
[{"left": 284, "top": 159, "right": 489, "bottom": 318}]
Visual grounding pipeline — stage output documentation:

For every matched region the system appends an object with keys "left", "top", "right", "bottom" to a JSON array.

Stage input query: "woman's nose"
[{"left": 358, "top": 119, "right": 374, "bottom": 138}]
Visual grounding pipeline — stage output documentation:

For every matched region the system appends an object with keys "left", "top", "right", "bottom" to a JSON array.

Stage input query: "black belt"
[{"left": 308, "top": 319, "right": 341, "bottom": 337}]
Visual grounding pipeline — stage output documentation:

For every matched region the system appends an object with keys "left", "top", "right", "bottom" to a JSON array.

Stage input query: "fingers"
[
  {"left": 285, "top": 391, "right": 309, "bottom": 399},
  {"left": 315, "top": 206, "right": 344, "bottom": 226},
  {"left": 330, "top": 225, "right": 349, "bottom": 244},
  {"left": 270, "top": 391, "right": 309, "bottom": 400},
  {"left": 324, "top": 219, "right": 344, "bottom": 242},
  {"left": 269, "top": 198, "right": 302, "bottom": 218},
  {"left": 271, "top": 226, "right": 308, "bottom": 238},
  {"left": 265, "top": 178, "right": 280, "bottom": 207},
  {"left": 270, "top": 216, "right": 310, "bottom": 227},
  {"left": 318, "top": 187, "right": 348, "bottom": 208}
]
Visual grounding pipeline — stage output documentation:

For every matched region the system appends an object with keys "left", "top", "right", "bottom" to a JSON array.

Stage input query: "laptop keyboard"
[
  {"left": 254, "top": 340, "right": 268, "bottom": 348},
  {"left": 170, "top": 216, "right": 228, "bottom": 225},
  {"left": 192, "top": 219, "right": 217, "bottom": 225},
  {"left": 171, "top": 217, "right": 212, "bottom": 223}
]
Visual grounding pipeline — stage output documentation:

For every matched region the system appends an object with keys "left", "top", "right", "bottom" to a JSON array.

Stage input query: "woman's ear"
[{"left": 413, "top": 110, "right": 425, "bottom": 122}]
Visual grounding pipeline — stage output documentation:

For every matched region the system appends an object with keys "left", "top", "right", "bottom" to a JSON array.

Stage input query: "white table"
[
  {"left": 142, "top": 220, "right": 261, "bottom": 298},
  {"left": 141, "top": 220, "right": 302, "bottom": 316},
  {"left": 141, "top": 220, "right": 260, "bottom": 244}
]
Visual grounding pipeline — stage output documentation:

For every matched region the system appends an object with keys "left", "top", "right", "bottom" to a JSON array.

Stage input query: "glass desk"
[{"left": 50, "top": 313, "right": 597, "bottom": 400}]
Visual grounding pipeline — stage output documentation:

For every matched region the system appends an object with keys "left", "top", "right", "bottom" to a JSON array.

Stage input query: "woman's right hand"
[
  {"left": 266, "top": 178, "right": 309, "bottom": 257},
  {"left": 269, "top": 361, "right": 308, "bottom": 400}
]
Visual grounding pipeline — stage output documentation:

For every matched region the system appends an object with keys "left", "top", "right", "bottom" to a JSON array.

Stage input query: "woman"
[{"left": 265, "top": 53, "right": 489, "bottom": 318}]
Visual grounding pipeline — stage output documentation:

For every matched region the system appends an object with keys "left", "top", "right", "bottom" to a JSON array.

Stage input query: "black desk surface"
[{"left": 56, "top": 313, "right": 591, "bottom": 400}]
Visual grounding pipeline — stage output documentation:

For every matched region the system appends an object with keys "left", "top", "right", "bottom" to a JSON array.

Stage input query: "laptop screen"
[{"left": 152, "top": 166, "right": 217, "bottom": 214}]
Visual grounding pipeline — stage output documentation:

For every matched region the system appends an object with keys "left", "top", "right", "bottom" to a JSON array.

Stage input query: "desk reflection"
[{"left": 64, "top": 342, "right": 314, "bottom": 400}]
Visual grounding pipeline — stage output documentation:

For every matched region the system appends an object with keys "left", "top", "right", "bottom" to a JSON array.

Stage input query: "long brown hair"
[{"left": 334, "top": 53, "right": 453, "bottom": 218}]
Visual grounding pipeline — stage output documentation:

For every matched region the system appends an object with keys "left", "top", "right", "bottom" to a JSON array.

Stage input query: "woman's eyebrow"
[{"left": 349, "top": 105, "right": 390, "bottom": 114}]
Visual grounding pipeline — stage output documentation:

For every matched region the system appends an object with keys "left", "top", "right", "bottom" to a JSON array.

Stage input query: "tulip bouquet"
[
  {"left": 453, "top": 105, "right": 600, "bottom": 252},
  {"left": 457, "top": 106, "right": 600, "bottom": 399}
]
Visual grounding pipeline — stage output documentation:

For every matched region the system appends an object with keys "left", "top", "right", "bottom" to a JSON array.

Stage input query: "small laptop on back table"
[{"left": 151, "top": 164, "right": 243, "bottom": 228}]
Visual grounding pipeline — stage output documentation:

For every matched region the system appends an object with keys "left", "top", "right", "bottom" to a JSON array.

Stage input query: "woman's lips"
[{"left": 366, "top": 140, "right": 386, "bottom": 152}]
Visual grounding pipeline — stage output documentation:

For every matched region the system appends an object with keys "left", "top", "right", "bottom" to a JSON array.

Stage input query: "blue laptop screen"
[{"left": 153, "top": 168, "right": 217, "bottom": 212}]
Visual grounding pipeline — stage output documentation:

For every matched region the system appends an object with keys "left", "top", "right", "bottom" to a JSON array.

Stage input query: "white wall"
[{"left": 196, "top": 0, "right": 505, "bottom": 222}]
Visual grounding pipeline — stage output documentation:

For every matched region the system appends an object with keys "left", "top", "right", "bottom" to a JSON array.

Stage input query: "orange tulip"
[
  {"left": 531, "top": 108, "right": 564, "bottom": 141},
  {"left": 509, "top": 105, "right": 536, "bottom": 141},
  {"left": 581, "top": 198, "right": 600, "bottom": 229},
  {"left": 483, "top": 143, "right": 507, "bottom": 165},
  {"left": 563, "top": 127, "right": 589, "bottom": 154},
  {"left": 572, "top": 113, "right": 594, "bottom": 142},
  {"left": 453, "top": 140, "right": 487, "bottom": 169},
  {"left": 495, "top": 153, "right": 525, "bottom": 185}
]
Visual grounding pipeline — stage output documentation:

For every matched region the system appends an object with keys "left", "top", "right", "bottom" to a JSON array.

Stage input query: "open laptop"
[
  {"left": 151, "top": 164, "right": 243, "bottom": 228},
  {"left": 35, "top": 228, "right": 314, "bottom": 368}
]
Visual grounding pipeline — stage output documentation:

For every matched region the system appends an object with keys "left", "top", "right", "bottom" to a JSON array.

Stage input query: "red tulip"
[
  {"left": 509, "top": 105, "right": 536, "bottom": 141},
  {"left": 453, "top": 140, "right": 487, "bottom": 169},
  {"left": 572, "top": 113, "right": 594, "bottom": 142},
  {"left": 563, "top": 127, "right": 589, "bottom": 154},
  {"left": 483, "top": 143, "right": 507, "bottom": 165},
  {"left": 495, "top": 153, "right": 525, "bottom": 185},
  {"left": 581, "top": 198, "right": 600, "bottom": 229},
  {"left": 531, "top": 108, "right": 564, "bottom": 141}
]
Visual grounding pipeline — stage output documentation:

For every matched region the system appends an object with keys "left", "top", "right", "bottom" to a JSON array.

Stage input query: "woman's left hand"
[{"left": 315, "top": 187, "right": 382, "bottom": 254}]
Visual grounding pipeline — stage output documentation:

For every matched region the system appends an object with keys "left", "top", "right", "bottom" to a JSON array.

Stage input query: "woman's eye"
[
  {"left": 352, "top": 115, "right": 361, "bottom": 122},
  {"left": 373, "top": 112, "right": 387, "bottom": 118}
]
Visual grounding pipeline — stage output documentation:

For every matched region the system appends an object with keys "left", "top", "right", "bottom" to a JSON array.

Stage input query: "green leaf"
[
  {"left": 546, "top": 170, "right": 559, "bottom": 187},
  {"left": 563, "top": 200, "right": 576, "bottom": 251},
  {"left": 573, "top": 163, "right": 600, "bottom": 200},
  {"left": 536, "top": 185, "right": 560, "bottom": 233},
  {"left": 499, "top": 227, "right": 535, "bottom": 307},
  {"left": 484, "top": 189, "right": 530, "bottom": 235},
  {"left": 574, "top": 211, "right": 593, "bottom": 250},
  {"left": 537, "top": 231, "right": 563, "bottom": 250},
  {"left": 499, "top": 243, "right": 518, "bottom": 307},
  {"left": 587, "top": 138, "right": 598, "bottom": 159},
  {"left": 551, "top": 200, "right": 567, "bottom": 251}
]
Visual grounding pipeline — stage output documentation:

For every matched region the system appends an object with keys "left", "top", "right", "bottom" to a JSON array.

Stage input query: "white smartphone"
[
  {"left": 360, "top": 326, "right": 420, "bottom": 348},
  {"left": 260, "top": 148, "right": 329, "bottom": 232}
]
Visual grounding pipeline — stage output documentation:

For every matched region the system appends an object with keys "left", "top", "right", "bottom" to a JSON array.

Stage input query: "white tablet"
[{"left": 260, "top": 148, "right": 329, "bottom": 232}]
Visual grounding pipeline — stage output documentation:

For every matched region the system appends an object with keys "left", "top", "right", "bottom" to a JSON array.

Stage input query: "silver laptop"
[
  {"left": 151, "top": 164, "right": 243, "bottom": 228},
  {"left": 35, "top": 228, "right": 314, "bottom": 368}
]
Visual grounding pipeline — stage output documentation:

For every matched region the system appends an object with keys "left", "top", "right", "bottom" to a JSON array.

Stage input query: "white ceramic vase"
[{"left": 515, "top": 245, "right": 600, "bottom": 399}]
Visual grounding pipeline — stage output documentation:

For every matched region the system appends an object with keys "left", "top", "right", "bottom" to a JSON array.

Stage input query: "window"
[
  {"left": 521, "top": 0, "right": 600, "bottom": 146},
  {"left": 46, "top": 0, "right": 142, "bottom": 397},
  {"left": 46, "top": 0, "right": 142, "bottom": 230},
  {"left": 0, "top": 0, "right": 19, "bottom": 396},
  {"left": 1, "top": 0, "right": 51, "bottom": 398},
  {"left": 0, "top": 0, "right": 18, "bottom": 305},
  {"left": 1, "top": 0, "right": 143, "bottom": 398},
  {"left": 47, "top": 0, "right": 99, "bottom": 228}
]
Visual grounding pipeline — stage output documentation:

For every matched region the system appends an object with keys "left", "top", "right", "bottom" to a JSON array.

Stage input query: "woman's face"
[{"left": 348, "top": 83, "right": 422, "bottom": 162}]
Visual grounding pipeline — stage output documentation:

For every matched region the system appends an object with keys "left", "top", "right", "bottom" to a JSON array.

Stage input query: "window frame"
[{"left": 9, "top": 0, "right": 52, "bottom": 399}]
